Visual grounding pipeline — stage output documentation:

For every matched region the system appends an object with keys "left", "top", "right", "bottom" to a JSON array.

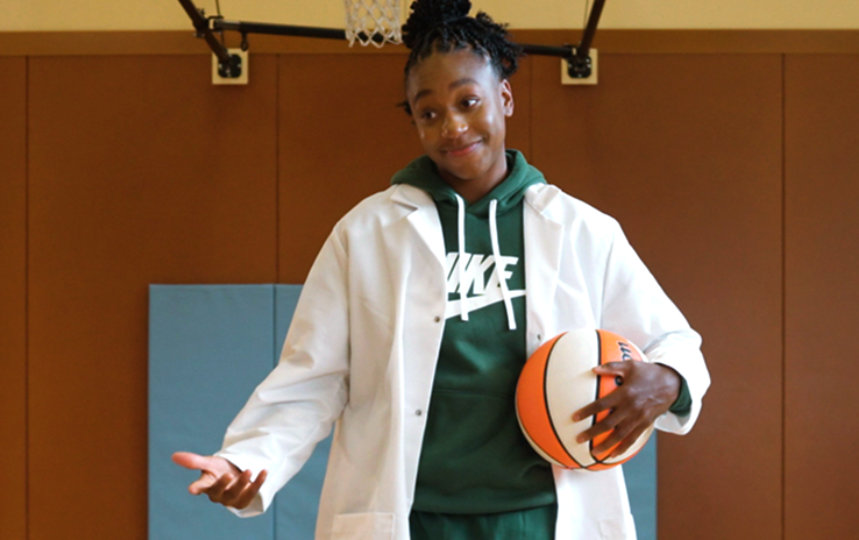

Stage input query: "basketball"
[{"left": 515, "top": 329, "right": 654, "bottom": 470}]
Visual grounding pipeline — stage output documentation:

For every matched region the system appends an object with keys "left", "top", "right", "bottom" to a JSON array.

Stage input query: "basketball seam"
[
  {"left": 543, "top": 332, "right": 586, "bottom": 469},
  {"left": 590, "top": 332, "right": 649, "bottom": 468},
  {"left": 589, "top": 329, "right": 603, "bottom": 468}
]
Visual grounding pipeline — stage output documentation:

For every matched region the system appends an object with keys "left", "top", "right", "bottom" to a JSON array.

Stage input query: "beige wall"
[{"left": 4, "top": 0, "right": 859, "bottom": 31}]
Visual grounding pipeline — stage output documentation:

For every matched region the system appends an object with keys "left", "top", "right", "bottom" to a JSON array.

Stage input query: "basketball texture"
[{"left": 515, "top": 329, "right": 654, "bottom": 470}]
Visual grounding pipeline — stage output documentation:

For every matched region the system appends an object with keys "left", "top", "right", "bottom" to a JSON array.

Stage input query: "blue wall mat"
[
  {"left": 149, "top": 284, "right": 655, "bottom": 540},
  {"left": 273, "top": 286, "right": 333, "bottom": 540},
  {"left": 149, "top": 285, "right": 276, "bottom": 540}
]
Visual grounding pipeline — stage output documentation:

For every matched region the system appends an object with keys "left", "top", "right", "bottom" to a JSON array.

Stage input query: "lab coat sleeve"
[
  {"left": 599, "top": 219, "right": 710, "bottom": 435},
  {"left": 215, "top": 228, "right": 351, "bottom": 516}
]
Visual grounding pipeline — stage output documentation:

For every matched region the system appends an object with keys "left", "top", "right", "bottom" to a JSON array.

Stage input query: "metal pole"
[
  {"left": 176, "top": 0, "right": 232, "bottom": 66},
  {"left": 578, "top": 0, "right": 607, "bottom": 59},
  {"left": 565, "top": 0, "right": 607, "bottom": 78},
  {"left": 521, "top": 43, "right": 575, "bottom": 58},
  {"left": 213, "top": 19, "right": 578, "bottom": 59},
  {"left": 176, "top": 0, "right": 605, "bottom": 78},
  {"left": 214, "top": 20, "right": 348, "bottom": 42}
]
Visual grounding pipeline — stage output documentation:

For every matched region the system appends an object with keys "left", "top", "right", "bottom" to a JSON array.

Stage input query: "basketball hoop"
[{"left": 343, "top": 0, "right": 403, "bottom": 47}]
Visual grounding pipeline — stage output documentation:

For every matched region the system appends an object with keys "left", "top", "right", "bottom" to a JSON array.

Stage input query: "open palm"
[{"left": 172, "top": 451, "right": 267, "bottom": 510}]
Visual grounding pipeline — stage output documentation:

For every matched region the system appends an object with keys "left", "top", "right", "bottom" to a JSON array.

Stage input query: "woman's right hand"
[{"left": 171, "top": 451, "right": 267, "bottom": 510}]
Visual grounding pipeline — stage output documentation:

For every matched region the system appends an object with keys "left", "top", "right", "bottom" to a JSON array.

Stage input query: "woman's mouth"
[{"left": 444, "top": 141, "right": 481, "bottom": 157}]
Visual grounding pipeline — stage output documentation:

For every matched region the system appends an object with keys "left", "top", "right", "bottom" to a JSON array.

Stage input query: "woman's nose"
[{"left": 441, "top": 113, "right": 467, "bottom": 138}]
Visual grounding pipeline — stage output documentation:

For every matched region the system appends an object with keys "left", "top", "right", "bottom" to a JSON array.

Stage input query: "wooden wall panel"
[
  {"left": 276, "top": 53, "right": 532, "bottom": 282},
  {"left": 27, "top": 55, "right": 279, "bottom": 538},
  {"left": 784, "top": 54, "right": 859, "bottom": 540},
  {"left": 7, "top": 36, "right": 854, "bottom": 539},
  {"left": 529, "top": 54, "right": 784, "bottom": 539},
  {"left": 507, "top": 58, "right": 533, "bottom": 166},
  {"left": 278, "top": 53, "right": 419, "bottom": 282},
  {"left": 0, "top": 56, "right": 28, "bottom": 540}
]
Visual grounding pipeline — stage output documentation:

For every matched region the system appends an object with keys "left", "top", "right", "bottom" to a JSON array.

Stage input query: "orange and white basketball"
[{"left": 515, "top": 329, "right": 654, "bottom": 470}]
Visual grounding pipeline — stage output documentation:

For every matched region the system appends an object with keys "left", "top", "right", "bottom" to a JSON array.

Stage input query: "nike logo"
[{"left": 444, "top": 252, "right": 525, "bottom": 320}]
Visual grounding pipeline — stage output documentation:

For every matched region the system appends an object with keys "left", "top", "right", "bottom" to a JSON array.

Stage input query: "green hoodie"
[{"left": 392, "top": 150, "right": 556, "bottom": 514}]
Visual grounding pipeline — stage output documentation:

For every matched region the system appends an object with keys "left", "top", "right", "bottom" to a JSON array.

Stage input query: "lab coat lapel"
[{"left": 390, "top": 185, "right": 446, "bottom": 271}]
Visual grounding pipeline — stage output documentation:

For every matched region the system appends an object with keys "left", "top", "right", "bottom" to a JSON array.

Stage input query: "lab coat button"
[
  {"left": 433, "top": 316, "right": 441, "bottom": 323},
  {"left": 415, "top": 409, "right": 423, "bottom": 416}
]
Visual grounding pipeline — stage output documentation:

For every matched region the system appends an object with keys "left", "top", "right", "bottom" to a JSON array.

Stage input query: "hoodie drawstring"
[
  {"left": 455, "top": 194, "right": 469, "bottom": 322},
  {"left": 453, "top": 195, "right": 517, "bottom": 331},
  {"left": 489, "top": 199, "right": 517, "bottom": 331}
]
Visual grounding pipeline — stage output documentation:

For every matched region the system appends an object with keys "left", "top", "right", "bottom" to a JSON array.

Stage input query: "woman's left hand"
[{"left": 572, "top": 361, "right": 681, "bottom": 457}]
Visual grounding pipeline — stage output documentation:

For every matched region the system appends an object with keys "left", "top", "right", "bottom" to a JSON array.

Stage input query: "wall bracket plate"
[
  {"left": 212, "top": 48, "right": 248, "bottom": 85},
  {"left": 562, "top": 49, "right": 598, "bottom": 86}
]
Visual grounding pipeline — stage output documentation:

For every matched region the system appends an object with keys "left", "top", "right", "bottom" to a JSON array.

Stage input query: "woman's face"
[{"left": 405, "top": 48, "right": 514, "bottom": 202}]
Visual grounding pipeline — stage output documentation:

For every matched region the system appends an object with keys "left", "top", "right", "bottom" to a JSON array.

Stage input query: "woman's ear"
[{"left": 500, "top": 79, "right": 514, "bottom": 117}]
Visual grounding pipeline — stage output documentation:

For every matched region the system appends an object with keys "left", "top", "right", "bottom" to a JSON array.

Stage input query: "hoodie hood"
[{"left": 390, "top": 149, "right": 546, "bottom": 216}]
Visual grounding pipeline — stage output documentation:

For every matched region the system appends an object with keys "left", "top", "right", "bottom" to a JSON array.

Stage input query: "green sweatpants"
[{"left": 409, "top": 504, "right": 557, "bottom": 540}]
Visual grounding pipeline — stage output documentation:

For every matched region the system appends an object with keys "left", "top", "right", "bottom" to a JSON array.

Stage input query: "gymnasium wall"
[{"left": 2, "top": 28, "right": 858, "bottom": 540}]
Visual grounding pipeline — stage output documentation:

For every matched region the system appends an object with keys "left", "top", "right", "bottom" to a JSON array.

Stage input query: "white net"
[{"left": 344, "top": 0, "right": 403, "bottom": 47}]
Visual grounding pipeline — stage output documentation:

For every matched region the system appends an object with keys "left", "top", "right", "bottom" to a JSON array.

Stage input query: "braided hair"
[{"left": 400, "top": 0, "right": 522, "bottom": 113}]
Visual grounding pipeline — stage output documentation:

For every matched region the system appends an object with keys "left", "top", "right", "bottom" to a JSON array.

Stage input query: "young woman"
[{"left": 173, "top": 1, "right": 710, "bottom": 538}]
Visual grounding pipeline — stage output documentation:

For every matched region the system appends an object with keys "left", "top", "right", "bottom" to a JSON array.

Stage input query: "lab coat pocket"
[
  {"left": 598, "top": 512, "right": 636, "bottom": 539},
  {"left": 330, "top": 512, "right": 395, "bottom": 540}
]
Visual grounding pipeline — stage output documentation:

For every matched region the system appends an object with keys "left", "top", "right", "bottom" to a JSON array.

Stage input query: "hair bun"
[{"left": 402, "top": 0, "right": 472, "bottom": 49}]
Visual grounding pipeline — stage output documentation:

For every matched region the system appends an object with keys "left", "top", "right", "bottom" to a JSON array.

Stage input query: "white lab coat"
[{"left": 217, "top": 182, "right": 710, "bottom": 540}]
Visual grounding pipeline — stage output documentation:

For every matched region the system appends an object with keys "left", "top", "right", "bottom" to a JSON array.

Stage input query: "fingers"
[
  {"left": 575, "top": 402, "right": 626, "bottom": 449},
  {"left": 574, "top": 408, "right": 646, "bottom": 458},
  {"left": 203, "top": 469, "right": 242, "bottom": 501},
  {"left": 172, "top": 451, "right": 210, "bottom": 471},
  {"left": 182, "top": 463, "right": 267, "bottom": 509},
  {"left": 206, "top": 469, "right": 268, "bottom": 509},
  {"left": 591, "top": 418, "right": 646, "bottom": 457},
  {"left": 173, "top": 451, "right": 264, "bottom": 509},
  {"left": 188, "top": 471, "right": 218, "bottom": 495},
  {"left": 570, "top": 375, "right": 636, "bottom": 456},
  {"left": 572, "top": 362, "right": 632, "bottom": 421},
  {"left": 232, "top": 470, "right": 268, "bottom": 510},
  {"left": 572, "top": 399, "right": 609, "bottom": 422},
  {"left": 570, "top": 361, "right": 675, "bottom": 459},
  {"left": 592, "top": 361, "right": 630, "bottom": 376}
]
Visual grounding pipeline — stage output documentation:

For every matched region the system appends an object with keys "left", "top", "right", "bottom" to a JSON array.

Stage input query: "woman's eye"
[{"left": 463, "top": 97, "right": 479, "bottom": 108}]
